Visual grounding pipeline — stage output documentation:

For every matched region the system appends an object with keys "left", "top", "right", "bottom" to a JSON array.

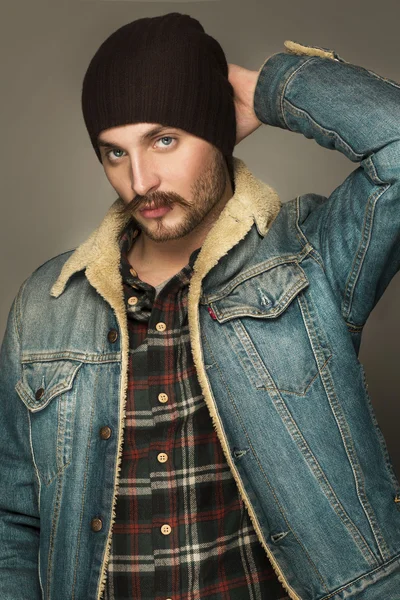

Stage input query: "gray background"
[{"left": 1, "top": 0, "right": 399, "bottom": 475}]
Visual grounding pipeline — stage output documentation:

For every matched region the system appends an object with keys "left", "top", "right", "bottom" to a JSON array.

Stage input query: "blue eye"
[
  {"left": 157, "top": 136, "right": 176, "bottom": 148},
  {"left": 106, "top": 148, "right": 125, "bottom": 162}
]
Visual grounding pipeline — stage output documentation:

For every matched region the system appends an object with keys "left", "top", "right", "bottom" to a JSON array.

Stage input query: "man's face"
[{"left": 97, "top": 123, "right": 230, "bottom": 242}]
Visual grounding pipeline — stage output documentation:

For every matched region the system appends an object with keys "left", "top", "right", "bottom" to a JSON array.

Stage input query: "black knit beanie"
[{"left": 81, "top": 12, "right": 236, "bottom": 163}]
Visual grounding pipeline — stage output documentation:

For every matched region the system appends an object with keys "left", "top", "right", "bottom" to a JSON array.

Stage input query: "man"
[{"left": 0, "top": 10, "right": 399, "bottom": 600}]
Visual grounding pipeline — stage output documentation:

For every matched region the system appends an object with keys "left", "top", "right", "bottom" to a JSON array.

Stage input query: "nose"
[{"left": 129, "top": 152, "right": 160, "bottom": 198}]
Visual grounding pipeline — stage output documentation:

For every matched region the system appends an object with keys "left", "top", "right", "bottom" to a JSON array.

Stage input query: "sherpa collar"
[{"left": 50, "top": 157, "right": 281, "bottom": 301}]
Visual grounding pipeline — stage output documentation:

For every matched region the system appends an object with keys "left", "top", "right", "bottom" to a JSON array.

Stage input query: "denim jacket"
[{"left": 1, "top": 41, "right": 400, "bottom": 600}]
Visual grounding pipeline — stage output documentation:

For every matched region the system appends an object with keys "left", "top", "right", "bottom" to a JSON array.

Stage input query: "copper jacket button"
[
  {"left": 100, "top": 426, "right": 112, "bottom": 440},
  {"left": 35, "top": 388, "right": 45, "bottom": 400},
  {"left": 91, "top": 517, "right": 103, "bottom": 532},
  {"left": 107, "top": 329, "right": 118, "bottom": 343}
]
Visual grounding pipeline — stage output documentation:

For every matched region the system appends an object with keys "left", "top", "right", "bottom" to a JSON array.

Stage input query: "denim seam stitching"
[
  {"left": 319, "top": 551, "right": 400, "bottom": 600},
  {"left": 202, "top": 332, "right": 328, "bottom": 590},
  {"left": 212, "top": 274, "right": 307, "bottom": 321},
  {"left": 364, "top": 154, "right": 387, "bottom": 185},
  {"left": 21, "top": 351, "right": 121, "bottom": 364},
  {"left": 202, "top": 255, "right": 307, "bottom": 304},
  {"left": 345, "top": 321, "right": 364, "bottom": 333},
  {"left": 313, "top": 320, "right": 390, "bottom": 562},
  {"left": 342, "top": 184, "right": 389, "bottom": 322},
  {"left": 16, "top": 362, "right": 83, "bottom": 413},
  {"left": 295, "top": 294, "right": 378, "bottom": 565},
  {"left": 14, "top": 277, "right": 30, "bottom": 345},
  {"left": 223, "top": 321, "right": 266, "bottom": 388},
  {"left": 279, "top": 58, "right": 317, "bottom": 130},
  {"left": 231, "top": 320, "right": 276, "bottom": 389},
  {"left": 260, "top": 362, "right": 330, "bottom": 396},
  {"left": 27, "top": 410, "right": 43, "bottom": 596},
  {"left": 235, "top": 314, "right": 329, "bottom": 396},
  {"left": 364, "top": 67, "right": 400, "bottom": 91},
  {"left": 46, "top": 474, "right": 64, "bottom": 599},
  {"left": 283, "top": 100, "right": 364, "bottom": 161},
  {"left": 215, "top": 321, "right": 329, "bottom": 589},
  {"left": 297, "top": 291, "right": 333, "bottom": 369},
  {"left": 57, "top": 372, "right": 79, "bottom": 484},
  {"left": 71, "top": 363, "right": 100, "bottom": 598},
  {"left": 294, "top": 196, "right": 326, "bottom": 272}
]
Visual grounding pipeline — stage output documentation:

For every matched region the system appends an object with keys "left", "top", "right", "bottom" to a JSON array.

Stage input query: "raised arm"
[{"left": 231, "top": 41, "right": 400, "bottom": 335}]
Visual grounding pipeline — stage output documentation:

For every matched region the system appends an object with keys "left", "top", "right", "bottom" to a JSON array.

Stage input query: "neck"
[{"left": 128, "top": 178, "right": 234, "bottom": 286}]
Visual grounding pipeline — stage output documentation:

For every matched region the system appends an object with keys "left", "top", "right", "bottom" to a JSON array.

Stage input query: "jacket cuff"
[{"left": 253, "top": 41, "right": 338, "bottom": 129}]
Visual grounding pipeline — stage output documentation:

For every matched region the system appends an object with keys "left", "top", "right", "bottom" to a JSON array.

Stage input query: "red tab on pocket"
[{"left": 207, "top": 306, "right": 217, "bottom": 320}]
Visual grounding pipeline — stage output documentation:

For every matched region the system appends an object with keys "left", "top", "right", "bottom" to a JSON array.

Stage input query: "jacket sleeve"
[
  {"left": 253, "top": 41, "right": 400, "bottom": 330},
  {"left": 0, "top": 284, "right": 41, "bottom": 598}
]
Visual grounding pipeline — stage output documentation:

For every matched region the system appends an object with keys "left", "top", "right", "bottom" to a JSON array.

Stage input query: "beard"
[{"left": 117, "top": 149, "right": 228, "bottom": 242}]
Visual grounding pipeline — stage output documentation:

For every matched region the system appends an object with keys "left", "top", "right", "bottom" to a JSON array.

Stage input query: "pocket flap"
[
  {"left": 15, "top": 360, "right": 82, "bottom": 412},
  {"left": 210, "top": 262, "right": 309, "bottom": 323}
]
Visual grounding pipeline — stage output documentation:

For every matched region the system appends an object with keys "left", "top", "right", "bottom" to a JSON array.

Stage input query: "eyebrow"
[{"left": 97, "top": 125, "right": 177, "bottom": 149}]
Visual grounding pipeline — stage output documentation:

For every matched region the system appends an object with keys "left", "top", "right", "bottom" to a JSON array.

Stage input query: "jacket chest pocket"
[
  {"left": 207, "top": 262, "right": 332, "bottom": 396},
  {"left": 15, "top": 359, "right": 82, "bottom": 485}
]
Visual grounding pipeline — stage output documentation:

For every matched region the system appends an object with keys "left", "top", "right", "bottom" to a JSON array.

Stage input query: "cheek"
[
  {"left": 181, "top": 149, "right": 208, "bottom": 174},
  {"left": 103, "top": 166, "right": 131, "bottom": 198},
  {"left": 169, "top": 156, "right": 204, "bottom": 192}
]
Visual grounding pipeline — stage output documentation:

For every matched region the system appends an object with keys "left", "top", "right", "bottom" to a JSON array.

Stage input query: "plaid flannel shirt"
[{"left": 103, "top": 220, "right": 289, "bottom": 600}]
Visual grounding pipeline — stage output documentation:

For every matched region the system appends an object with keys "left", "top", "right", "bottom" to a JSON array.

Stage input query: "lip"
[{"left": 139, "top": 205, "right": 172, "bottom": 219}]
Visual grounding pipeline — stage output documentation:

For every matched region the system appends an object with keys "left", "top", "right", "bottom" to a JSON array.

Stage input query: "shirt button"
[
  {"left": 35, "top": 388, "right": 45, "bottom": 400},
  {"left": 130, "top": 267, "right": 138, "bottom": 277},
  {"left": 91, "top": 517, "right": 103, "bottom": 532},
  {"left": 99, "top": 426, "right": 112, "bottom": 440},
  {"left": 107, "top": 329, "right": 118, "bottom": 343},
  {"left": 157, "top": 452, "right": 168, "bottom": 463},
  {"left": 128, "top": 296, "right": 138, "bottom": 306},
  {"left": 156, "top": 322, "right": 167, "bottom": 332},
  {"left": 158, "top": 393, "right": 169, "bottom": 403},
  {"left": 161, "top": 524, "right": 172, "bottom": 535}
]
